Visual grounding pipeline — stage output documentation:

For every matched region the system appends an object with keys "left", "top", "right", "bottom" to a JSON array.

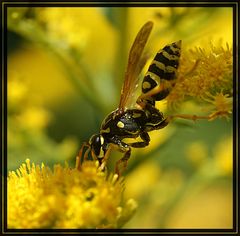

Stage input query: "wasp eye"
[{"left": 89, "top": 134, "right": 105, "bottom": 158}]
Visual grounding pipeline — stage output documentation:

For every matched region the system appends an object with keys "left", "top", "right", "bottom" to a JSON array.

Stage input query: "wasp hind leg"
[
  {"left": 166, "top": 114, "right": 211, "bottom": 123},
  {"left": 137, "top": 83, "right": 171, "bottom": 109}
]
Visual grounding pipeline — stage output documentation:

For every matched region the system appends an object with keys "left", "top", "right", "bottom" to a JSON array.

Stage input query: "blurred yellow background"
[{"left": 7, "top": 6, "right": 233, "bottom": 229}]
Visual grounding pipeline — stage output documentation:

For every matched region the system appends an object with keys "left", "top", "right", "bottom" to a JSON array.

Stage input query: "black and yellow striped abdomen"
[{"left": 141, "top": 40, "right": 181, "bottom": 101}]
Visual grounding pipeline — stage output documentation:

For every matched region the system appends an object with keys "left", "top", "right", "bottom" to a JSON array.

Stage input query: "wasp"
[{"left": 77, "top": 21, "right": 199, "bottom": 175}]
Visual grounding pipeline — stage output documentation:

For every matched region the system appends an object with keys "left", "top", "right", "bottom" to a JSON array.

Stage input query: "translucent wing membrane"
[{"left": 117, "top": 21, "right": 153, "bottom": 113}]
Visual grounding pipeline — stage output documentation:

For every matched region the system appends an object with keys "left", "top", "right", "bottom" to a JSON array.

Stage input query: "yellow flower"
[
  {"left": 8, "top": 159, "right": 137, "bottom": 229},
  {"left": 15, "top": 107, "right": 51, "bottom": 130},
  {"left": 37, "top": 7, "right": 90, "bottom": 50},
  {"left": 203, "top": 92, "right": 232, "bottom": 120},
  {"left": 36, "top": 7, "right": 116, "bottom": 66},
  {"left": 167, "top": 42, "right": 232, "bottom": 113}
]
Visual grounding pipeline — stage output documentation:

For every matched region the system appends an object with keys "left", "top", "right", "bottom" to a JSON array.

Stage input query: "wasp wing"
[{"left": 117, "top": 21, "right": 153, "bottom": 113}]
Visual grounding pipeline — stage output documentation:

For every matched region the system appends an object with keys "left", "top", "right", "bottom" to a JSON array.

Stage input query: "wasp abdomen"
[{"left": 141, "top": 40, "right": 181, "bottom": 101}]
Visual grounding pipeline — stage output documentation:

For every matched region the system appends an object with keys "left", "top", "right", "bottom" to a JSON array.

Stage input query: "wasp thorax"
[{"left": 89, "top": 134, "right": 105, "bottom": 159}]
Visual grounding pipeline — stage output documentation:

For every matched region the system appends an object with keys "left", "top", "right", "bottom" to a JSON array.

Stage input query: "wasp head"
[{"left": 89, "top": 134, "right": 105, "bottom": 163}]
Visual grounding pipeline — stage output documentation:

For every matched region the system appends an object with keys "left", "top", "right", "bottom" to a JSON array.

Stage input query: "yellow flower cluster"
[
  {"left": 36, "top": 7, "right": 115, "bottom": 58},
  {"left": 8, "top": 159, "right": 137, "bottom": 229},
  {"left": 203, "top": 92, "right": 232, "bottom": 120},
  {"left": 167, "top": 42, "right": 232, "bottom": 120},
  {"left": 8, "top": 74, "right": 51, "bottom": 131},
  {"left": 36, "top": 8, "right": 90, "bottom": 50}
]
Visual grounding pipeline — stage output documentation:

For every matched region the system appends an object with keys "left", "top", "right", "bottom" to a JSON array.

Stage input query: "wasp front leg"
[
  {"left": 76, "top": 142, "right": 91, "bottom": 171},
  {"left": 96, "top": 146, "right": 113, "bottom": 172},
  {"left": 115, "top": 148, "right": 131, "bottom": 177},
  {"left": 109, "top": 138, "right": 131, "bottom": 176}
]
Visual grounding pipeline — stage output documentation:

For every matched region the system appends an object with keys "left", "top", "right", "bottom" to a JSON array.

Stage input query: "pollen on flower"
[
  {"left": 167, "top": 41, "right": 232, "bottom": 116},
  {"left": 7, "top": 159, "right": 137, "bottom": 229},
  {"left": 202, "top": 92, "right": 232, "bottom": 120}
]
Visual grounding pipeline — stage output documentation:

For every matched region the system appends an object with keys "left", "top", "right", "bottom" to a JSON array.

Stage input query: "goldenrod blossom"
[
  {"left": 8, "top": 159, "right": 137, "bottom": 229},
  {"left": 167, "top": 42, "right": 232, "bottom": 119}
]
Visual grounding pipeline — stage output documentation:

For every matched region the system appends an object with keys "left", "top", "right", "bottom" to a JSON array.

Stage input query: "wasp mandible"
[{"left": 77, "top": 21, "right": 201, "bottom": 175}]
